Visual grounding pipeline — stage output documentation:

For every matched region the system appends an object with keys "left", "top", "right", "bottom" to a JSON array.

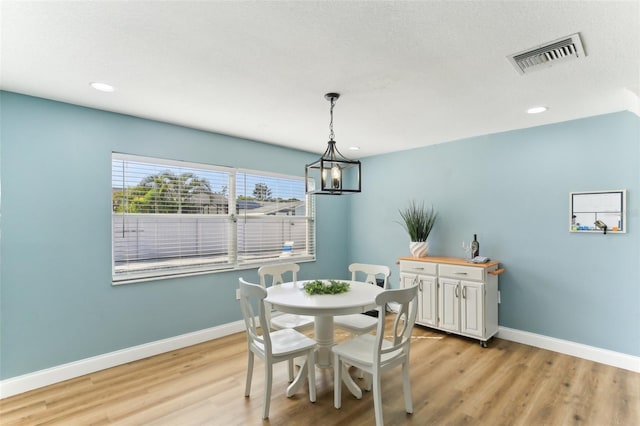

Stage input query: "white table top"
[{"left": 265, "top": 280, "right": 384, "bottom": 317}]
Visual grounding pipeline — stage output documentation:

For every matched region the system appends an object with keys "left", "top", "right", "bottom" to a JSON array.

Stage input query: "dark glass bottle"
[{"left": 471, "top": 234, "right": 480, "bottom": 258}]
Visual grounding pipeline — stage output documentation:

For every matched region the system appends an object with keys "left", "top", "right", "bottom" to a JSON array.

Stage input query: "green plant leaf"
[
  {"left": 397, "top": 200, "right": 437, "bottom": 242},
  {"left": 303, "top": 280, "right": 350, "bottom": 295}
]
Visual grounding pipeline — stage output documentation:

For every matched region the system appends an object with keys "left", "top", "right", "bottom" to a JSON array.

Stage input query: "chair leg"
[
  {"left": 402, "top": 359, "right": 413, "bottom": 414},
  {"left": 288, "top": 359, "right": 295, "bottom": 382},
  {"left": 349, "top": 333, "right": 365, "bottom": 380},
  {"left": 372, "top": 371, "right": 384, "bottom": 426},
  {"left": 307, "top": 349, "right": 316, "bottom": 403},
  {"left": 333, "top": 353, "right": 342, "bottom": 409},
  {"left": 245, "top": 351, "right": 254, "bottom": 397},
  {"left": 263, "top": 362, "right": 272, "bottom": 420}
]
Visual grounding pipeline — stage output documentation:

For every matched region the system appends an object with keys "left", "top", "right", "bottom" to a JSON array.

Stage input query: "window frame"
[{"left": 111, "top": 153, "right": 315, "bottom": 284}]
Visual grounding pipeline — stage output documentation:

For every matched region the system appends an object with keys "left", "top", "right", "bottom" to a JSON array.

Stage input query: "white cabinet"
[{"left": 399, "top": 256, "right": 503, "bottom": 347}]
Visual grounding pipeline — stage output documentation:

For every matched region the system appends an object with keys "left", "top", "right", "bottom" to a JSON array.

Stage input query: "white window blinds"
[
  {"left": 236, "top": 171, "right": 315, "bottom": 265},
  {"left": 112, "top": 153, "right": 315, "bottom": 283}
]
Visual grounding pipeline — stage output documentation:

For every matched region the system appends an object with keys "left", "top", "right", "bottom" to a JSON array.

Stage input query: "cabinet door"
[
  {"left": 438, "top": 278, "right": 460, "bottom": 332},
  {"left": 401, "top": 273, "right": 437, "bottom": 327},
  {"left": 418, "top": 275, "right": 437, "bottom": 326},
  {"left": 461, "top": 281, "right": 484, "bottom": 338},
  {"left": 400, "top": 272, "right": 418, "bottom": 291}
]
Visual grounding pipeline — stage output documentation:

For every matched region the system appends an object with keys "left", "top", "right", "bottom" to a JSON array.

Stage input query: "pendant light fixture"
[{"left": 305, "top": 93, "right": 361, "bottom": 195}]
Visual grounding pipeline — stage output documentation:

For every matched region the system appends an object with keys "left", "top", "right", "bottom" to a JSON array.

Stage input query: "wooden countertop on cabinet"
[{"left": 397, "top": 256, "right": 504, "bottom": 275}]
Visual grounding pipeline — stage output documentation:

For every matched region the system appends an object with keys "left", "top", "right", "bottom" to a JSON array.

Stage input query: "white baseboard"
[
  {"left": 497, "top": 326, "right": 640, "bottom": 373},
  {"left": 0, "top": 320, "right": 246, "bottom": 399}
]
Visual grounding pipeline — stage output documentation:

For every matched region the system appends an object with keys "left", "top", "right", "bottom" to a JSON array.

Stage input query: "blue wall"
[
  {"left": 349, "top": 111, "right": 640, "bottom": 356},
  {"left": 1, "top": 91, "right": 638, "bottom": 381},
  {"left": 0, "top": 92, "right": 350, "bottom": 379}
]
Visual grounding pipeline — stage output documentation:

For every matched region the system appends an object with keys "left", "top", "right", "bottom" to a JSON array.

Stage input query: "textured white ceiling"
[{"left": 1, "top": 1, "right": 638, "bottom": 158}]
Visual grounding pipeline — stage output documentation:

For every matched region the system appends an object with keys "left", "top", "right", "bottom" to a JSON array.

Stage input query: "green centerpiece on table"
[{"left": 303, "top": 280, "right": 350, "bottom": 295}]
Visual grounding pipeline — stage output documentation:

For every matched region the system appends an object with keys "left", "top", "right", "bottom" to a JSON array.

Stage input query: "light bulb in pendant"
[{"left": 331, "top": 165, "right": 341, "bottom": 189}]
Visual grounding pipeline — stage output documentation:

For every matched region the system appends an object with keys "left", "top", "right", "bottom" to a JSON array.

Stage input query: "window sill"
[{"left": 111, "top": 256, "right": 316, "bottom": 285}]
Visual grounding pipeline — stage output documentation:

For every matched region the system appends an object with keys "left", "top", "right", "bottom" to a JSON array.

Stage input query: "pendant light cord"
[{"left": 329, "top": 97, "right": 335, "bottom": 142}]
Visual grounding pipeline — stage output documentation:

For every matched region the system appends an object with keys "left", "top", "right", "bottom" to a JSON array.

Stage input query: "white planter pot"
[{"left": 410, "top": 241, "right": 429, "bottom": 258}]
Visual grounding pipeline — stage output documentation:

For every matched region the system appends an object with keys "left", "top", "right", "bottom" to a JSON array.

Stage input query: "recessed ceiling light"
[
  {"left": 348, "top": 146, "right": 360, "bottom": 151},
  {"left": 527, "top": 106, "right": 548, "bottom": 114},
  {"left": 90, "top": 82, "right": 115, "bottom": 92}
]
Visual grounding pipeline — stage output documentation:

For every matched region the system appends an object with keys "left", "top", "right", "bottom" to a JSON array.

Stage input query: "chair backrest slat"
[
  {"left": 239, "top": 278, "right": 271, "bottom": 352},
  {"left": 349, "top": 263, "right": 390, "bottom": 289},
  {"left": 258, "top": 263, "right": 300, "bottom": 287},
  {"left": 374, "top": 286, "right": 418, "bottom": 359},
  {"left": 257, "top": 264, "right": 300, "bottom": 325}
]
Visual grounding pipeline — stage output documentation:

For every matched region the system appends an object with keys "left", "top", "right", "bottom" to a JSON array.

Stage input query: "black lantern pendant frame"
[{"left": 305, "top": 93, "right": 362, "bottom": 195}]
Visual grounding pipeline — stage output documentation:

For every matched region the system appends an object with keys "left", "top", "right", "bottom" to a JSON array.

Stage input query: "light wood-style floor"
[{"left": 2, "top": 322, "right": 638, "bottom": 425}]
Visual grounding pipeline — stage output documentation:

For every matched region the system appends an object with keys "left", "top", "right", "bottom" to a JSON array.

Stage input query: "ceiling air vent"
[{"left": 508, "top": 33, "right": 586, "bottom": 75}]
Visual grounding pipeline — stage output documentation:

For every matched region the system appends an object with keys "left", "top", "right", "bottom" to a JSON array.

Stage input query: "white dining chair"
[
  {"left": 258, "top": 263, "right": 314, "bottom": 331},
  {"left": 332, "top": 285, "right": 418, "bottom": 426},
  {"left": 258, "top": 263, "right": 315, "bottom": 381},
  {"left": 238, "top": 278, "right": 317, "bottom": 420},
  {"left": 334, "top": 263, "right": 390, "bottom": 335}
]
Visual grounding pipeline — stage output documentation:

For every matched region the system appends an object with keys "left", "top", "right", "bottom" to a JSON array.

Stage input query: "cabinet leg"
[{"left": 480, "top": 340, "right": 488, "bottom": 348}]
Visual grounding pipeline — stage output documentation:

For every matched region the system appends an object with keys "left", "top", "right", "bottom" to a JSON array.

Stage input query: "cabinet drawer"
[
  {"left": 439, "top": 264, "right": 484, "bottom": 281},
  {"left": 400, "top": 260, "right": 437, "bottom": 275}
]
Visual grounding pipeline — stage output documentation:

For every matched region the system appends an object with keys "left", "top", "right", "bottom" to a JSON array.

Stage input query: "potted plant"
[{"left": 398, "top": 200, "right": 437, "bottom": 257}]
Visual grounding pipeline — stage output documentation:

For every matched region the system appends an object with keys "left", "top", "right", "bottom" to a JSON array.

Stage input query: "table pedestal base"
[
  {"left": 314, "top": 316, "right": 334, "bottom": 368},
  {"left": 286, "top": 316, "right": 362, "bottom": 399}
]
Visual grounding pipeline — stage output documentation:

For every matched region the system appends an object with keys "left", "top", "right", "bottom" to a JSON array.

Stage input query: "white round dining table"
[{"left": 265, "top": 280, "right": 384, "bottom": 398}]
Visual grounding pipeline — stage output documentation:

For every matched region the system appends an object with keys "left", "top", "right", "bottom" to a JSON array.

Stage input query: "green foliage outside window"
[{"left": 113, "top": 171, "right": 225, "bottom": 214}]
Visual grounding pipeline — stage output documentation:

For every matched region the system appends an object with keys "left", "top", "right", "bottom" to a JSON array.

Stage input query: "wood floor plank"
[{"left": 1, "top": 321, "right": 638, "bottom": 425}]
